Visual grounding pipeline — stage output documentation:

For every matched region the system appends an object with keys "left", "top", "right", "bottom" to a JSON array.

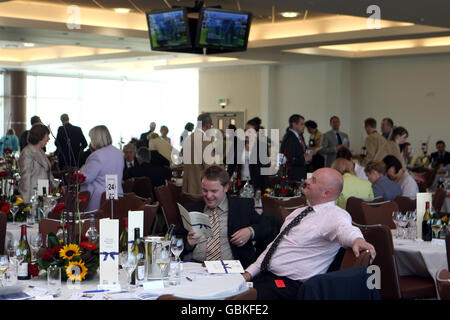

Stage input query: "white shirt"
[
  {"left": 246, "top": 201, "right": 363, "bottom": 282},
  {"left": 398, "top": 171, "right": 419, "bottom": 200}
]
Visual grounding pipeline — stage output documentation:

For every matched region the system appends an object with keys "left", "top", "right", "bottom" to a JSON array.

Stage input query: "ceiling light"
[
  {"left": 23, "top": 42, "right": 35, "bottom": 47},
  {"left": 280, "top": 12, "right": 300, "bottom": 18},
  {"left": 114, "top": 8, "right": 131, "bottom": 14}
]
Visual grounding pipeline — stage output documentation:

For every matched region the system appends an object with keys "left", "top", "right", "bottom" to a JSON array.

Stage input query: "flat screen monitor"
[
  {"left": 196, "top": 8, "right": 251, "bottom": 51},
  {"left": 146, "top": 8, "right": 192, "bottom": 51}
]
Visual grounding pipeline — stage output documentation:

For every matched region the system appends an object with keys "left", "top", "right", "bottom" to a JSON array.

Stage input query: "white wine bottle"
[
  {"left": 131, "top": 228, "right": 146, "bottom": 285},
  {"left": 17, "top": 225, "right": 32, "bottom": 280},
  {"left": 119, "top": 218, "right": 128, "bottom": 253}
]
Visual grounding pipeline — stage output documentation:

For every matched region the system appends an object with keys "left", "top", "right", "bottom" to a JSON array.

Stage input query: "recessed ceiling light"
[
  {"left": 280, "top": 12, "right": 300, "bottom": 18},
  {"left": 23, "top": 42, "right": 35, "bottom": 47},
  {"left": 114, "top": 8, "right": 131, "bottom": 14}
]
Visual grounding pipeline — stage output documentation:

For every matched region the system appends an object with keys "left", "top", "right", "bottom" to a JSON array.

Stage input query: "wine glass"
[
  {"left": 120, "top": 252, "right": 137, "bottom": 290},
  {"left": 0, "top": 255, "right": 8, "bottom": 287},
  {"left": 431, "top": 218, "right": 443, "bottom": 239},
  {"left": 399, "top": 212, "right": 409, "bottom": 239},
  {"left": 170, "top": 237, "right": 184, "bottom": 263},
  {"left": 10, "top": 206, "right": 19, "bottom": 225},
  {"left": 30, "top": 233, "right": 43, "bottom": 262},
  {"left": 155, "top": 241, "right": 171, "bottom": 283},
  {"left": 392, "top": 211, "right": 401, "bottom": 238},
  {"left": 6, "top": 238, "right": 19, "bottom": 259}
]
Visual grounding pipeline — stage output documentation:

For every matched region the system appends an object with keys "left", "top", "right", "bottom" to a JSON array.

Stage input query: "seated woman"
[
  {"left": 80, "top": 125, "right": 124, "bottom": 211},
  {"left": 331, "top": 158, "right": 374, "bottom": 209},
  {"left": 19, "top": 124, "right": 58, "bottom": 202},
  {"left": 364, "top": 160, "right": 402, "bottom": 201},
  {"left": 383, "top": 155, "right": 419, "bottom": 200}
]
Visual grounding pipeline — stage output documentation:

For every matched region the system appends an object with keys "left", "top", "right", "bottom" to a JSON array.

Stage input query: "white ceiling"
[{"left": 1, "top": 0, "right": 450, "bottom": 78}]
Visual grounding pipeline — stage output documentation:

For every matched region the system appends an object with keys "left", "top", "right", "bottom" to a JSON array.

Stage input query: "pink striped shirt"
[{"left": 246, "top": 201, "right": 364, "bottom": 282}]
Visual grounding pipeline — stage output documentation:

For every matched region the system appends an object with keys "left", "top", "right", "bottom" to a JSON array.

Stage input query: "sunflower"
[
  {"left": 66, "top": 261, "right": 88, "bottom": 282},
  {"left": 59, "top": 244, "right": 81, "bottom": 260}
]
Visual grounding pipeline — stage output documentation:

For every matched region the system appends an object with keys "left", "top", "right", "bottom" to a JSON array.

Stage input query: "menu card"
[
  {"left": 128, "top": 210, "right": 143, "bottom": 251},
  {"left": 177, "top": 203, "right": 213, "bottom": 238},
  {"left": 99, "top": 218, "right": 119, "bottom": 286},
  {"left": 416, "top": 192, "right": 432, "bottom": 238},
  {"left": 204, "top": 260, "right": 245, "bottom": 274}
]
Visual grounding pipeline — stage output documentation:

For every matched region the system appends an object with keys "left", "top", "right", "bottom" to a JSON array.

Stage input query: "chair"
[
  {"left": 157, "top": 288, "right": 257, "bottom": 300},
  {"left": 434, "top": 188, "right": 447, "bottom": 216},
  {"left": 360, "top": 201, "right": 398, "bottom": 229},
  {"left": 167, "top": 182, "right": 182, "bottom": 204},
  {"left": 61, "top": 191, "right": 91, "bottom": 212},
  {"left": 394, "top": 195, "right": 417, "bottom": 213},
  {"left": 39, "top": 218, "right": 101, "bottom": 248},
  {"left": 279, "top": 206, "right": 292, "bottom": 222},
  {"left": 47, "top": 208, "right": 106, "bottom": 220},
  {"left": 339, "top": 248, "right": 371, "bottom": 270},
  {"left": 360, "top": 224, "right": 436, "bottom": 299},
  {"left": 154, "top": 185, "right": 182, "bottom": 230},
  {"left": 179, "top": 192, "right": 203, "bottom": 206},
  {"left": 0, "top": 212, "right": 7, "bottom": 255},
  {"left": 266, "top": 195, "right": 307, "bottom": 208},
  {"left": 100, "top": 192, "right": 150, "bottom": 226},
  {"left": 132, "top": 176, "right": 153, "bottom": 199},
  {"left": 436, "top": 269, "right": 450, "bottom": 300},
  {"left": 122, "top": 178, "right": 134, "bottom": 194},
  {"left": 141, "top": 202, "right": 159, "bottom": 236},
  {"left": 261, "top": 196, "right": 284, "bottom": 222}
]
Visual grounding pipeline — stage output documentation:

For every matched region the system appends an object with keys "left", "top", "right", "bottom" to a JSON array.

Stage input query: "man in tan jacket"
[
  {"left": 182, "top": 113, "right": 214, "bottom": 195},
  {"left": 361, "top": 118, "right": 386, "bottom": 166}
]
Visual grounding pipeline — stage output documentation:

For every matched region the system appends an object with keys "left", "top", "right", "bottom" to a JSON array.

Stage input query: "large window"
[
  {"left": 0, "top": 72, "right": 4, "bottom": 135},
  {"left": 26, "top": 69, "right": 199, "bottom": 153}
]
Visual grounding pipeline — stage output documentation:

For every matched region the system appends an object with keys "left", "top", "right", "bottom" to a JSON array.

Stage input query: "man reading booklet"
[{"left": 178, "top": 165, "right": 271, "bottom": 269}]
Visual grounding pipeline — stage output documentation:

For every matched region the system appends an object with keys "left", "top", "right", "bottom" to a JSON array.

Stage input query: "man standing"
[
  {"left": 280, "top": 114, "right": 312, "bottom": 182},
  {"left": 182, "top": 113, "right": 214, "bottom": 195},
  {"left": 138, "top": 122, "right": 156, "bottom": 148},
  {"left": 181, "top": 165, "right": 271, "bottom": 269},
  {"left": 242, "top": 167, "right": 376, "bottom": 300},
  {"left": 320, "top": 116, "right": 350, "bottom": 167},
  {"left": 362, "top": 118, "right": 386, "bottom": 166},
  {"left": 430, "top": 140, "right": 450, "bottom": 168},
  {"left": 55, "top": 113, "right": 87, "bottom": 168},
  {"left": 381, "top": 118, "right": 394, "bottom": 140}
]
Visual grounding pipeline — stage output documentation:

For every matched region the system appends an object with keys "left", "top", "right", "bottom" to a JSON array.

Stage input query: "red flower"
[
  {"left": 280, "top": 188, "right": 289, "bottom": 195},
  {"left": 80, "top": 242, "right": 98, "bottom": 250},
  {"left": 3, "top": 148, "right": 12, "bottom": 154},
  {"left": 77, "top": 194, "right": 87, "bottom": 202},
  {"left": 53, "top": 245, "right": 63, "bottom": 253},
  {"left": 29, "top": 264, "right": 39, "bottom": 277},
  {"left": 0, "top": 204, "right": 10, "bottom": 214},
  {"left": 53, "top": 203, "right": 66, "bottom": 214},
  {"left": 42, "top": 248, "right": 56, "bottom": 261},
  {"left": 71, "top": 173, "right": 86, "bottom": 184},
  {"left": 0, "top": 171, "right": 7, "bottom": 178}
]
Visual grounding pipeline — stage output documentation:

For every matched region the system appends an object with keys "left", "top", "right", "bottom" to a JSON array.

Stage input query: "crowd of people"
[{"left": 5, "top": 111, "right": 449, "bottom": 300}]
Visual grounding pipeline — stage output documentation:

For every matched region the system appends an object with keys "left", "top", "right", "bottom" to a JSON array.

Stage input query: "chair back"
[
  {"left": 261, "top": 196, "right": 284, "bottom": 222},
  {"left": 48, "top": 208, "right": 106, "bottom": 220},
  {"left": 359, "top": 224, "right": 401, "bottom": 299},
  {"left": 394, "top": 196, "right": 416, "bottom": 213},
  {"left": 141, "top": 202, "right": 159, "bottom": 236},
  {"left": 0, "top": 212, "right": 7, "bottom": 255},
  {"left": 132, "top": 176, "right": 153, "bottom": 199},
  {"left": 154, "top": 185, "right": 182, "bottom": 229},
  {"left": 122, "top": 178, "right": 134, "bottom": 193},
  {"left": 361, "top": 201, "right": 398, "bottom": 229},
  {"left": 346, "top": 197, "right": 367, "bottom": 225},
  {"left": 39, "top": 218, "right": 101, "bottom": 248},
  {"left": 265, "top": 195, "right": 307, "bottom": 208},
  {"left": 179, "top": 192, "right": 203, "bottom": 206},
  {"left": 279, "top": 206, "right": 293, "bottom": 223},
  {"left": 437, "top": 269, "right": 450, "bottom": 300},
  {"left": 157, "top": 288, "right": 257, "bottom": 300},
  {"left": 100, "top": 192, "right": 149, "bottom": 223},
  {"left": 339, "top": 248, "right": 371, "bottom": 270},
  {"left": 61, "top": 191, "right": 91, "bottom": 212},
  {"left": 167, "top": 182, "right": 182, "bottom": 203},
  {"left": 434, "top": 188, "right": 447, "bottom": 216}
]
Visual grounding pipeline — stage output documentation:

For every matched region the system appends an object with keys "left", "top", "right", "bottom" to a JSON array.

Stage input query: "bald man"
[{"left": 242, "top": 168, "right": 376, "bottom": 300}]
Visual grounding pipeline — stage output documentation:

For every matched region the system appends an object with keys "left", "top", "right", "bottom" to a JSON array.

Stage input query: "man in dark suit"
[
  {"left": 137, "top": 122, "right": 156, "bottom": 148},
  {"left": 431, "top": 140, "right": 450, "bottom": 167},
  {"left": 55, "top": 113, "right": 87, "bottom": 168},
  {"left": 122, "top": 143, "right": 139, "bottom": 177},
  {"left": 280, "top": 114, "right": 312, "bottom": 182},
  {"left": 180, "top": 165, "right": 271, "bottom": 269}
]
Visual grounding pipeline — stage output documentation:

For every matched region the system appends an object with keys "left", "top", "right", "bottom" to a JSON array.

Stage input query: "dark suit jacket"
[
  {"left": 179, "top": 196, "right": 271, "bottom": 269},
  {"left": 123, "top": 157, "right": 139, "bottom": 176},
  {"left": 226, "top": 137, "right": 269, "bottom": 191},
  {"left": 280, "top": 129, "right": 307, "bottom": 181},
  {"left": 55, "top": 123, "right": 88, "bottom": 168},
  {"left": 19, "top": 130, "right": 29, "bottom": 150},
  {"left": 150, "top": 150, "right": 170, "bottom": 167},
  {"left": 431, "top": 151, "right": 450, "bottom": 167}
]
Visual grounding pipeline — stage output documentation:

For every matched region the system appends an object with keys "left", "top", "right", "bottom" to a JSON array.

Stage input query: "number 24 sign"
[{"left": 105, "top": 175, "right": 118, "bottom": 200}]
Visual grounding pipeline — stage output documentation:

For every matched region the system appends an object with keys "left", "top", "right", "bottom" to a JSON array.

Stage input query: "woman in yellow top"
[{"left": 331, "top": 158, "right": 374, "bottom": 209}]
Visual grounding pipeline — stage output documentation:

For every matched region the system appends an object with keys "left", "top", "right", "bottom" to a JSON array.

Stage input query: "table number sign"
[
  {"left": 105, "top": 175, "right": 118, "bottom": 200},
  {"left": 37, "top": 179, "right": 49, "bottom": 196},
  {"left": 416, "top": 192, "right": 432, "bottom": 239},
  {"left": 204, "top": 260, "right": 245, "bottom": 274},
  {"left": 128, "top": 210, "right": 144, "bottom": 251},
  {"left": 99, "top": 218, "right": 119, "bottom": 286}
]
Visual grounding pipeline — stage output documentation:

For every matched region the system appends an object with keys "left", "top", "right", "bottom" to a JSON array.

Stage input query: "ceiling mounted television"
[
  {"left": 196, "top": 8, "right": 252, "bottom": 52},
  {"left": 146, "top": 8, "right": 192, "bottom": 52}
]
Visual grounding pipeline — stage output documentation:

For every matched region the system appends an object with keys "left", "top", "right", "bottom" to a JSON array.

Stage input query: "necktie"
[
  {"left": 206, "top": 208, "right": 221, "bottom": 261},
  {"left": 336, "top": 132, "right": 343, "bottom": 145},
  {"left": 260, "top": 206, "right": 314, "bottom": 272},
  {"left": 299, "top": 134, "right": 306, "bottom": 152}
]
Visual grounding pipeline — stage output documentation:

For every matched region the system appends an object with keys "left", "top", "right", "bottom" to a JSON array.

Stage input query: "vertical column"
[{"left": 4, "top": 70, "right": 27, "bottom": 137}]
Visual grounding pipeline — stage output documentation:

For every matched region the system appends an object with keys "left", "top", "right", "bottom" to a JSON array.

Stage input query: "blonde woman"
[{"left": 331, "top": 158, "right": 374, "bottom": 209}]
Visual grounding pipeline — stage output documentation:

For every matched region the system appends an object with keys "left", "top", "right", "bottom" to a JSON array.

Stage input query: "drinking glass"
[
  {"left": 10, "top": 206, "right": 20, "bottom": 225},
  {"left": 155, "top": 241, "right": 171, "bottom": 283},
  {"left": 30, "top": 233, "right": 43, "bottom": 262},
  {"left": 431, "top": 218, "right": 443, "bottom": 239},
  {"left": 0, "top": 255, "right": 8, "bottom": 287},
  {"left": 407, "top": 211, "right": 417, "bottom": 240},
  {"left": 399, "top": 212, "right": 409, "bottom": 239},
  {"left": 170, "top": 237, "right": 184, "bottom": 263},
  {"left": 47, "top": 265, "right": 61, "bottom": 297},
  {"left": 392, "top": 211, "right": 402, "bottom": 238},
  {"left": 120, "top": 252, "right": 137, "bottom": 290},
  {"left": 6, "top": 238, "right": 19, "bottom": 259}
]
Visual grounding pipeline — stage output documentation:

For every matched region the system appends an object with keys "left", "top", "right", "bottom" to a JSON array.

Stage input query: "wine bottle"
[
  {"left": 119, "top": 218, "right": 128, "bottom": 253},
  {"left": 17, "top": 225, "right": 32, "bottom": 280},
  {"left": 84, "top": 214, "right": 99, "bottom": 243},
  {"left": 164, "top": 224, "right": 176, "bottom": 241},
  {"left": 131, "top": 228, "right": 145, "bottom": 285},
  {"left": 422, "top": 201, "right": 432, "bottom": 241}
]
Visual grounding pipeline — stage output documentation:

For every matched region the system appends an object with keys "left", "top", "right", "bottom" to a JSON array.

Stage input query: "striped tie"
[
  {"left": 260, "top": 206, "right": 314, "bottom": 272},
  {"left": 206, "top": 207, "right": 221, "bottom": 261}
]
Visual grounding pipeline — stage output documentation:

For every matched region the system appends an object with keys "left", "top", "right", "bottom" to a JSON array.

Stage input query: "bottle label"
[
  {"left": 18, "top": 262, "right": 29, "bottom": 278},
  {"left": 137, "top": 265, "right": 145, "bottom": 281}
]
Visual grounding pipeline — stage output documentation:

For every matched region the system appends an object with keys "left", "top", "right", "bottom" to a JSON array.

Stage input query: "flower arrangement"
[{"left": 4, "top": 196, "right": 31, "bottom": 222}]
